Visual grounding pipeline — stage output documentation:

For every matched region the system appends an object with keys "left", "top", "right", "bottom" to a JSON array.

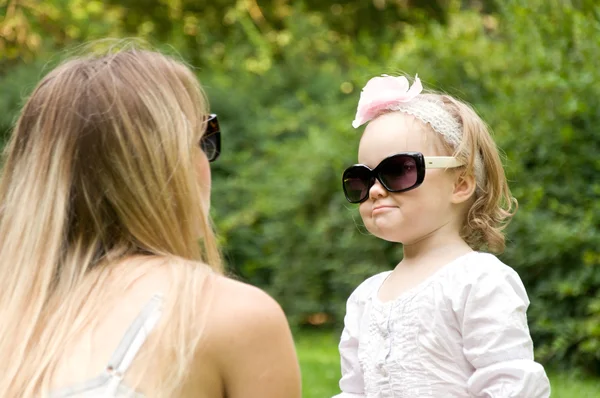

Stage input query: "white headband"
[{"left": 352, "top": 74, "right": 485, "bottom": 189}]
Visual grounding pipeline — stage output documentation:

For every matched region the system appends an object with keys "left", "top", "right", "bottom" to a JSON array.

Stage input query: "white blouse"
[{"left": 334, "top": 252, "right": 550, "bottom": 398}]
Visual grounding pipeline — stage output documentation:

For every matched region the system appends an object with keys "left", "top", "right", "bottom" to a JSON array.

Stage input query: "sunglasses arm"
[{"left": 423, "top": 156, "right": 464, "bottom": 169}]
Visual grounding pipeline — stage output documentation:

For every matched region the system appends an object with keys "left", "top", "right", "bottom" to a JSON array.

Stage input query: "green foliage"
[
  {"left": 491, "top": 0, "right": 600, "bottom": 373},
  {"left": 1, "top": 0, "right": 599, "bottom": 376},
  {"left": 0, "top": 60, "right": 41, "bottom": 140},
  {"left": 202, "top": 6, "right": 403, "bottom": 328}
]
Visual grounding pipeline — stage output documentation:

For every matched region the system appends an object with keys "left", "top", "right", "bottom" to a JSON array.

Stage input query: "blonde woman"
[{"left": 0, "top": 45, "right": 301, "bottom": 397}]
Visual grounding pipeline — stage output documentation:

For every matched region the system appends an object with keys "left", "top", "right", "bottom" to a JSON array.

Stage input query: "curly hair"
[{"left": 421, "top": 93, "right": 517, "bottom": 253}]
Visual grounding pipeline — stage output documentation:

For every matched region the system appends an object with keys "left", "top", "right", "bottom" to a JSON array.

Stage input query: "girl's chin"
[{"left": 367, "top": 226, "right": 408, "bottom": 244}]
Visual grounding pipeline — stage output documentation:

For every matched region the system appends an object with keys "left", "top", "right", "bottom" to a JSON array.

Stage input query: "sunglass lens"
[
  {"left": 378, "top": 155, "right": 418, "bottom": 191},
  {"left": 343, "top": 166, "right": 372, "bottom": 203},
  {"left": 200, "top": 132, "right": 220, "bottom": 162},
  {"left": 206, "top": 114, "right": 219, "bottom": 135}
]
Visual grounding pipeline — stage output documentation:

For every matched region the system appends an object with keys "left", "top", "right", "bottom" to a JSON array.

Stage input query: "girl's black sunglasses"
[
  {"left": 200, "top": 114, "right": 221, "bottom": 162},
  {"left": 342, "top": 152, "right": 463, "bottom": 203}
]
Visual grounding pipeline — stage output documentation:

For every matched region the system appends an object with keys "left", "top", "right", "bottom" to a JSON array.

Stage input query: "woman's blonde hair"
[
  {"left": 421, "top": 93, "right": 517, "bottom": 253},
  {"left": 0, "top": 42, "right": 222, "bottom": 396}
]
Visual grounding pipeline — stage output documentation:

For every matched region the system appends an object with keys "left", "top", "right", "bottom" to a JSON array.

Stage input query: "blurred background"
[{"left": 1, "top": 0, "right": 599, "bottom": 396}]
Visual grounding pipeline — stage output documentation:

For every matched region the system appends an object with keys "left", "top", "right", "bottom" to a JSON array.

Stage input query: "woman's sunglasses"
[
  {"left": 342, "top": 152, "right": 463, "bottom": 203},
  {"left": 200, "top": 114, "right": 221, "bottom": 162}
]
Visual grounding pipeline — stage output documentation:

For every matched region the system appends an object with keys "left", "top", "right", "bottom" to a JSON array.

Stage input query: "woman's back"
[{"left": 47, "top": 258, "right": 300, "bottom": 398}]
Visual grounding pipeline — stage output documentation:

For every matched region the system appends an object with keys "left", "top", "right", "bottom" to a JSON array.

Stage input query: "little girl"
[{"left": 335, "top": 74, "right": 550, "bottom": 397}]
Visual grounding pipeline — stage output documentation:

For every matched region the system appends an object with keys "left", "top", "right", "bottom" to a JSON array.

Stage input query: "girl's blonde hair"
[
  {"left": 0, "top": 42, "right": 222, "bottom": 396},
  {"left": 421, "top": 93, "right": 517, "bottom": 253}
]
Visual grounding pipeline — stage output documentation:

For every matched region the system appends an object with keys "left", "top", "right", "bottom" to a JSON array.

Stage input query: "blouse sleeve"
[
  {"left": 457, "top": 260, "right": 551, "bottom": 398},
  {"left": 332, "top": 281, "right": 370, "bottom": 398}
]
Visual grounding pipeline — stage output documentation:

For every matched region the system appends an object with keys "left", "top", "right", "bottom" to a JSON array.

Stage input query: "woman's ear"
[{"left": 451, "top": 172, "right": 476, "bottom": 204}]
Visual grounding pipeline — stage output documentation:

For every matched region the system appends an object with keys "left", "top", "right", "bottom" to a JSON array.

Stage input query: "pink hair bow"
[{"left": 352, "top": 74, "right": 423, "bottom": 128}]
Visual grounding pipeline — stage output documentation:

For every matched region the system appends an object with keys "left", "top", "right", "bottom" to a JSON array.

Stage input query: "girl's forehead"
[{"left": 357, "top": 112, "right": 439, "bottom": 165}]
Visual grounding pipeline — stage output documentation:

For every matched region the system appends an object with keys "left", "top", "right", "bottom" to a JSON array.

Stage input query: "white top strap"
[{"left": 104, "top": 294, "right": 164, "bottom": 396}]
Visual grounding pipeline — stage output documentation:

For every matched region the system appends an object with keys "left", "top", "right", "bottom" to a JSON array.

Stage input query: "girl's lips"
[{"left": 372, "top": 206, "right": 396, "bottom": 214}]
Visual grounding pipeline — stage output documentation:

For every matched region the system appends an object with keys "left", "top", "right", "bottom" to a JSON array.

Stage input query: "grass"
[
  {"left": 295, "top": 330, "right": 600, "bottom": 398},
  {"left": 296, "top": 331, "right": 341, "bottom": 398}
]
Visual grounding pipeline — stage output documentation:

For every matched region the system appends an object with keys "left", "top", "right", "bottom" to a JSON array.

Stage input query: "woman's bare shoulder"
[
  {"left": 202, "top": 275, "right": 302, "bottom": 398},
  {"left": 208, "top": 275, "right": 287, "bottom": 329}
]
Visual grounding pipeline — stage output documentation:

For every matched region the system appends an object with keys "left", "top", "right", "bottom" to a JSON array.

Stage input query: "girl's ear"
[{"left": 451, "top": 172, "right": 476, "bottom": 204}]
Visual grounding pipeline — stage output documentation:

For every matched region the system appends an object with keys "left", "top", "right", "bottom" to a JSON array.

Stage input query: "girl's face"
[{"left": 357, "top": 111, "right": 460, "bottom": 244}]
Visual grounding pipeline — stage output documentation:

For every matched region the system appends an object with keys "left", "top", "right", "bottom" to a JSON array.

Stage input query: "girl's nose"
[{"left": 369, "top": 179, "right": 388, "bottom": 200}]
